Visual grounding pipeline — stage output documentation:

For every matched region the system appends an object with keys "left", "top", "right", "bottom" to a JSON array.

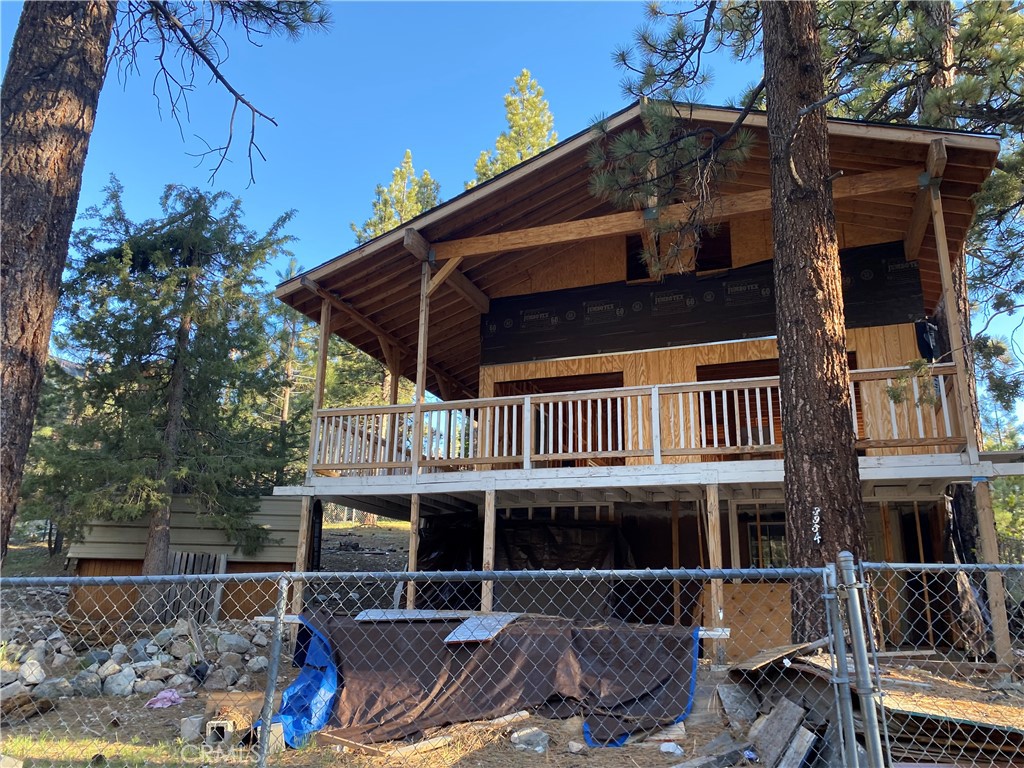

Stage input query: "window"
[{"left": 749, "top": 522, "right": 788, "bottom": 568}]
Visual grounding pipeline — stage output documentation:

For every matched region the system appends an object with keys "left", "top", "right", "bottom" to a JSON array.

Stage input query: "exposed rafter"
[{"left": 300, "top": 276, "right": 472, "bottom": 398}]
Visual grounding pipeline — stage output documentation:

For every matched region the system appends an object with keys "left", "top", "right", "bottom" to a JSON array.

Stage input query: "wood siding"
[{"left": 67, "top": 496, "right": 302, "bottom": 564}]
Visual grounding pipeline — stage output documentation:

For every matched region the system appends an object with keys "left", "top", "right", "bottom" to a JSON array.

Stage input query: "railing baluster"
[
  {"left": 651, "top": 386, "right": 661, "bottom": 463},
  {"left": 637, "top": 394, "right": 645, "bottom": 450},
  {"left": 523, "top": 398, "right": 532, "bottom": 469},
  {"left": 887, "top": 377, "right": 899, "bottom": 439},
  {"left": 767, "top": 387, "right": 776, "bottom": 445},
  {"left": 723, "top": 388, "right": 731, "bottom": 448},
  {"left": 911, "top": 376, "right": 925, "bottom": 438},
  {"left": 755, "top": 388, "right": 764, "bottom": 445},
  {"left": 849, "top": 381, "right": 860, "bottom": 439},
  {"left": 698, "top": 391, "right": 706, "bottom": 448},
  {"left": 710, "top": 391, "right": 719, "bottom": 448},
  {"left": 742, "top": 388, "right": 752, "bottom": 447},
  {"left": 938, "top": 375, "right": 952, "bottom": 437}
]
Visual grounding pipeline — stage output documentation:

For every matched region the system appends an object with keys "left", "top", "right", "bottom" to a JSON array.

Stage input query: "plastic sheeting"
[
  {"left": 304, "top": 610, "right": 699, "bottom": 747},
  {"left": 271, "top": 617, "right": 338, "bottom": 748}
]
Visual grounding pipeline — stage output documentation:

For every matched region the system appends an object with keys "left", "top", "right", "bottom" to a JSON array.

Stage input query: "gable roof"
[{"left": 275, "top": 102, "right": 1000, "bottom": 398}]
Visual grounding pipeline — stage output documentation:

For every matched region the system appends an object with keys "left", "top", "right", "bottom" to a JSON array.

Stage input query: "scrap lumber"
[
  {"left": 715, "top": 683, "right": 759, "bottom": 730},
  {"left": 776, "top": 725, "right": 817, "bottom": 768},
  {"left": 748, "top": 698, "right": 806, "bottom": 768},
  {"left": 0, "top": 692, "right": 55, "bottom": 724}
]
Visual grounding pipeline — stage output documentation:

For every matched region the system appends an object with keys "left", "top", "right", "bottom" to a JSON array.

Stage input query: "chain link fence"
[{"left": 1, "top": 561, "right": 1021, "bottom": 767}]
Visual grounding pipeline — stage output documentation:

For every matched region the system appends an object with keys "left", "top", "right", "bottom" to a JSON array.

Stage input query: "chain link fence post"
[
  {"left": 254, "top": 573, "right": 290, "bottom": 768},
  {"left": 839, "top": 551, "right": 887, "bottom": 768},
  {"left": 825, "top": 563, "right": 861, "bottom": 767}
]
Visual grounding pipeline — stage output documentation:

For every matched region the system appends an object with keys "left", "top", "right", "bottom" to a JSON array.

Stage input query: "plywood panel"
[
  {"left": 700, "top": 581, "right": 792, "bottom": 661},
  {"left": 487, "top": 236, "right": 626, "bottom": 299},
  {"left": 731, "top": 212, "right": 772, "bottom": 267}
]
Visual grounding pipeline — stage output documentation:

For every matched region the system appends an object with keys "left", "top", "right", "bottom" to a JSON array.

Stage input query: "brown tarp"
[{"left": 308, "top": 611, "right": 698, "bottom": 746}]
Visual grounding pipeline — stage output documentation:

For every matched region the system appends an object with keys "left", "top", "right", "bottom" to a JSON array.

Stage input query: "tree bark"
[
  {"left": 140, "top": 251, "right": 197, "bottom": 576},
  {"left": 1, "top": 1, "right": 116, "bottom": 561},
  {"left": 762, "top": 0, "right": 868, "bottom": 642}
]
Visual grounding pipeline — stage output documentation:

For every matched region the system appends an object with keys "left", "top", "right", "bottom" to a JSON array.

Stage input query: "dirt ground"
[{"left": 317, "top": 521, "right": 410, "bottom": 573}]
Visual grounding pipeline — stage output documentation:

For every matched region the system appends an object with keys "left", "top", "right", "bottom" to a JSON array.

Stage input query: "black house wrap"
[{"left": 481, "top": 241, "right": 924, "bottom": 365}]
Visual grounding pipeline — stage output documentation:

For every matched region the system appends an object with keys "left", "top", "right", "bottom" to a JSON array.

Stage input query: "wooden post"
[
  {"left": 406, "top": 494, "right": 420, "bottom": 609},
  {"left": 913, "top": 501, "right": 936, "bottom": 647},
  {"left": 728, "top": 500, "right": 741, "bottom": 579},
  {"left": 481, "top": 490, "right": 496, "bottom": 612},
  {"left": 931, "top": 188, "right": 1012, "bottom": 665},
  {"left": 879, "top": 501, "right": 901, "bottom": 647},
  {"left": 306, "top": 300, "right": 331, "bottom": 481},
  {"left": 410, "top": 262, "right": 431, "bottom": 476},
  {"left": 975, "top": 481, "right": 1013, "bottom": 666},
  {"left": 705, "top": 484, "right": 725, "bottom": 663},
  {"left": 671, "top": 500, "right": 681, "bottom": 625}
]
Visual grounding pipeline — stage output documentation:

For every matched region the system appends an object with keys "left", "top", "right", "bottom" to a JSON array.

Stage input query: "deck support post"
[
  {"left": 728, "top": 500, "right": 740, "bottom": 581},
  {"left": 931, "top": 187, "right": 1012, "bottom": 665},
  {"left": 306, "top": 300, "right": 331, "bottom": 481},
  {"left": 671, "top": 499, "right": 681, "bottom": 625},
  {"left": 704, "top": 483, "right": 725, "bottom": 663},
  {"left": 406, "top": 493, "right": 420, "bottom": 609},
  {"left": 411, "top": 262, "right": 431, "bottom": 476},
  {"left": 481, "top": 490, "right": 496, "bottom": 612}
]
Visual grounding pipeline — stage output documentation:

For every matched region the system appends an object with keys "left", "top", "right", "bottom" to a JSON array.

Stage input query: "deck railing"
[{"left": 310, "top": 364, "right": 963, "bottom": 476}]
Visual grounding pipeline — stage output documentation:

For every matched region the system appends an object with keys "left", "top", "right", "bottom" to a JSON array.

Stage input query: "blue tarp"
[{"left": 270, "top": 617, "right": 338, "bottom": 748}]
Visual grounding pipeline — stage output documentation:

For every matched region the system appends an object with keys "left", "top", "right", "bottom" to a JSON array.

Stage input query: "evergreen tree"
[
  {"left": 1, "top": 1, "right": 331, "bottom": 562},
  {"left": 594, "top": 1, "right": 864, "bottom": 640},
  {"left": 350, "top": 150, "right": 441, "bottom": 244},
  {"left": 470, "top": 69, "right": 559, "bottom": 187},
  {"left": 46, "top": 179, "right": 294, "bottom": 574}
]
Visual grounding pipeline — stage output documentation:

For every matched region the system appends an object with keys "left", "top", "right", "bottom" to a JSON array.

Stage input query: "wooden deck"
[{"left": 309, "top": 364, "right": 964, "bottom": 477}]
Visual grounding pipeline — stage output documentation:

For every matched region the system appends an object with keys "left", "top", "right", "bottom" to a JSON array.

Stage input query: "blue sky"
[{"left": 1, "top": 1, "right": 759, "bottom": 280}]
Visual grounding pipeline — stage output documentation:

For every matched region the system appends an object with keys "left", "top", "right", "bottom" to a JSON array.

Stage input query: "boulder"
[
  {"left": 103, "top": 667, "right": 137, "bottom": 697},
  {"left": 169, "top": 640, "right": 193, "bottom": 660},
  {"left": 251, "top": 631, "right": 269, "bottom": 648},
  {"left": 0, "top": 669, "right": 19, "bottom": 686},
  {"left": 245, "top": 656, "right": 269, "bottom": 674},
  {"left": 128, "top": 639, "right": 151, "bottom": 663},
  {"left": 0, "top": 681, "right": 30, "bottom": 701},
  {"left": 203, "top": 666, "right": 240, "bottom": 691},
  {"left": 18, "top": 660, "right": 46, "bottom": 685},
  {"left": 96, "top": 660, "right": 122, "bottom": 679},
  {"left": 216, "top": 633, "right": 251, "bottom": 655},
  {"left": 152, "top": 628, "right": 175, "bottom": 649},
  {"left": 166, "top": 673, "right": 195, "bottom": 689},
  {"left": 50, "top": 653, "right": 72, "bottom": 669},
  {"left": 110, "top": 643, "right": 128, "bottom": 663},
  {"left": 32, "top": 677, "right": 74, "bottom": 700},
  {"left": 133, "top": 680, "right": 165, "bottom": 695},
  {"left": 181, "top": 714, "right": 205, "bottom": 743},
  {"left": 80, "top": 649, "right": 111, "bottom": 668},
  {"left": 71, "top": 670, "right": 103, "bottom": 698},
  {"left": 143, "top": 666, "right": 176, "bottom": 682},
  {"left": 218, "top": 652, "right": 244, "bottom": 670}
]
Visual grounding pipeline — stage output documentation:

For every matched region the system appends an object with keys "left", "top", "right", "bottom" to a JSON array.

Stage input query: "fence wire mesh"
[
  {"left": 859, "top": 562, "right": 1024, "bottom": 767},
  {"left": 1, "top": 563, "right": 1020, "bottom": 767}
]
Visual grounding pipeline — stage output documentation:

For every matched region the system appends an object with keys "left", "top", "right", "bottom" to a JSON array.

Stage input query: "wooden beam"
[
  {"left": 481, "top": 490, "right": 496, "bottom": 612},
  {"left": 301, "top": 276, "right": 471, "bottom": 399},
  {"left": 411, "top": 262, "right": 431, "bottom": 476},
  {"left": 406, "top": 494, "right": 420, "bottom": 609},
  {"left": 408, "top": 228, "right": 491, "bottom": 313},
  {"left": 431, "top": 166, "right": 924, "bottom": 262},
  {"left": 705, "top": 484, "right": 725, "bottom": 663},
  {"left": 306, "top": 300, "right": 331, "bottom": 480},
  {"left": 929, "top": 187, "right": 978, "bottom": 461},
  {"left": 975, "top": 481, "right": 1013, "bottom": 666},
  {"left": 427, "top": 255, "right": 465, "bottom": 297},
  {"left": 905, "top": 139, "right": 948, "bottom": 261}
]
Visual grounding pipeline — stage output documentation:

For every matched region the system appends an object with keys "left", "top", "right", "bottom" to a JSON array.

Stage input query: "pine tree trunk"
[
  {"left": 762, "top": 0, "right": 868, "bottom": 642},
  {"left": 0, "top": 1, "right": 116, "bottom": 561}
]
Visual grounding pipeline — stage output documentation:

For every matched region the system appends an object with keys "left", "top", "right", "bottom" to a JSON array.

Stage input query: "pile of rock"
[{"left": 1, "top": 615, "right": 275, "bottom": 719}]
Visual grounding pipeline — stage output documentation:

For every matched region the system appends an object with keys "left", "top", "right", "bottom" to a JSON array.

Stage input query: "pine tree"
[
  {"left": 0, "top": 1, "right": 331, "bottom": 562},
  {"left": 594, "top": 0, "right": 865, "bottom": 639},
  {"left": 470, "top": 69, "right": 558, "bottom": 187},
  {"left": 350, "top": 150, "right": 441, "bottom": 244},
  {"left": 50, "top": 179, "right": 294, "bottom": 574}
]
